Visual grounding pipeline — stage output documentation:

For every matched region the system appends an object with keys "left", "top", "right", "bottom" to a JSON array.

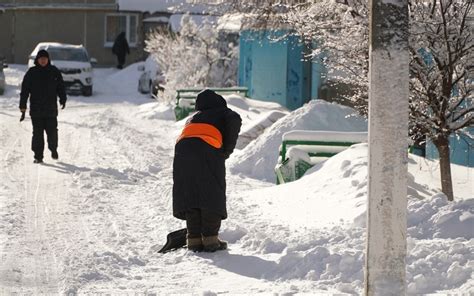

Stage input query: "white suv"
[{"left": 28, "top": 42, "right": 96, "bottom": 96}]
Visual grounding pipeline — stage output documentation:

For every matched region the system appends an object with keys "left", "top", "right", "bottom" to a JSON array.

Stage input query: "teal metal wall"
[
  {"left": 426, "top": 128, "right": 474, "bottom": 167},
  {"left": 238, "top": 30, "right": 322, "bottom": 110}
]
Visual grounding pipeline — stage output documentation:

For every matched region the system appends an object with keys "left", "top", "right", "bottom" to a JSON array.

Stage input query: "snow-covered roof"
[
  {"left": 217, "top": 13, "right": 243, "bottom": 32},
  {"left": 143, "top": 16, "right": 170, "bottom": 23},
  {"left": 117, "top": 0, "right": 214, "bottom": 14},
  {"left": 35, "top": 42, "right": 85, "bottom": 49},
  {"left": 0, "top": 3, "right": 117, "bottom": 10},
  {"left": 169, "top": 14, "right": 218, "bottom": 32}
]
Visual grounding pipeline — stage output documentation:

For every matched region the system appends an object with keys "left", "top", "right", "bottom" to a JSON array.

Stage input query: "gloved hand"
[
  {"left": 20, "top": 111, "right": 25, "bottom": 122},
  {"left": 61, "top": 102, "right": 66, "bottom": 109}
]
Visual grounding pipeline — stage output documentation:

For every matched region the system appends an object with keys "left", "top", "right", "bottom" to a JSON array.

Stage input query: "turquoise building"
[
  {"left": 417, "top": 48, "right": 473, "bottom": 167},
  {"left": 238, "top": 30, "right": 324, "bottom": 110},
  {"left": 426, "top": 128, "right": 474, "bottom": 167}
]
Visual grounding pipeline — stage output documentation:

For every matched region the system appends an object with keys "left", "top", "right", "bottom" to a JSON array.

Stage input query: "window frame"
[{"left": 104, "top": 13, "right": 139, "bottom": 48}]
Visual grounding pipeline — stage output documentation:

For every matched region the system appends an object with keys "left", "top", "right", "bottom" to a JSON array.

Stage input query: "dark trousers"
[
  {"left": 31, "top": 117, "right": 58, "bottom": 160},
  {"left": 117, "top": 54, "right": 126, "bottom": 69},
  {"left": 185, "top": 208, "right": 221, "bottom": 239}
]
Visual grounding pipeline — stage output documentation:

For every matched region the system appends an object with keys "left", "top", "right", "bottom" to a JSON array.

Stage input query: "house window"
[{"left": 105, "top": 14, "right": 138, "bottom": 47}]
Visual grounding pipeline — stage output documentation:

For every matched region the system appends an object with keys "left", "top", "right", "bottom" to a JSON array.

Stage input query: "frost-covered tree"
[
  {"left": 145, "top": 15, "right": 238, "bottom": 101},
  {"left": 285, "top": 0, "right": 370, "bottom": 114},
  {"left": 282, "top": 0, "right": 473, "bottom": 201},
  {"left": 194, "top": 0, "right": 471, "bottom": 199},
  {"left": 408, "top": 0, "right": 473, "bottom": 201}
]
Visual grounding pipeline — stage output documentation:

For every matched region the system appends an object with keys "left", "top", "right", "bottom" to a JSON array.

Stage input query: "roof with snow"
[
  {"left": 34, "top": 43, "right": 86, "bottom": 49},
  {"left": 0, "top": 3, "right": 117, "bottom": 10},
  {"left": 169, "top": 14, "right": 218, "bottom": 32},
  {"left": 117, "top": 0, "right": 217, "bottom": 14}
]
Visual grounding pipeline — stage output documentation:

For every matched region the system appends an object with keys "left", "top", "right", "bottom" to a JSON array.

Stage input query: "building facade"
[{"left": 0, "top": 0, "right": 144, "bottom": 66}]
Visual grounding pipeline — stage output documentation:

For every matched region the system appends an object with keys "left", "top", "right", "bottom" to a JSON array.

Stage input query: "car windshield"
[{"left": 47, "top": 47, "right": 89, "bottom": 62}]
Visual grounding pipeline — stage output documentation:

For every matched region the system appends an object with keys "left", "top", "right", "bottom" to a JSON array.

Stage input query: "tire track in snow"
[
  {"left": 0, "top": 112, "right": 95, "bottom": 294},
  {"left": 0, "top": 120, "right": 61, "bottom": 294}
]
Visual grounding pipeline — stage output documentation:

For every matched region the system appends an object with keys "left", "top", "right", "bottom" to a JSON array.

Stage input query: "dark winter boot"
[
  {"left": 202, "top": 235, "right": 227, "bottom": 252},
  {"left": 51, "top": 150, "right": 58, "bottom": 160},
  {"left": 187, "top": 236, "right": 203, "bottom": 252},
  {"left": 34, "top": 158, "right": 43, "bottom": 164}
]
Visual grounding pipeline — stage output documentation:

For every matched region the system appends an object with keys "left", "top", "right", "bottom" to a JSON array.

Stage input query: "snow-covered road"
[
  {"left": 1, "top": 65, "right": 472, "bottom": 295},
  {"left": 0, "top": 65, "right": 317, "bottom": 294}
]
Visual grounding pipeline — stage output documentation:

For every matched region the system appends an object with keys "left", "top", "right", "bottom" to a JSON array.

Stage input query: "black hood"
[
  {"left": 34, "top": 49, "right": 51, "bottom": 67},
  {"left": 195, "top": 89, "right": 227, "bottom": 111},
  {"left": 116, "top": 32, "right": 126, "bottom": 41}
]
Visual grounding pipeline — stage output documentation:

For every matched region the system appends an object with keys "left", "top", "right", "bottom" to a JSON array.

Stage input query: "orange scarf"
[{"left": 177, "top": 123, "right": 223, "bottom": 149}]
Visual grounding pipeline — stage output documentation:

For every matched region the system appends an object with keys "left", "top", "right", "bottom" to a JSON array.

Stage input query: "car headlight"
[{"left": 83, "top": 67, "right": 92, "bottom": 73}]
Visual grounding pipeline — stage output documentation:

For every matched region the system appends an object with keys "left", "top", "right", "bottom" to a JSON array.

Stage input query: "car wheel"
[
  {"left": 83, "top": 85, "right": 93, "bottom": 96},
  {"left": 150, "top": 81, "right": 157, "bottom": 99},
  {"left": 148, "top": 80, "right": 152, "bottom": 91},
  {"left": 138, "top": 80, "right": 146, "bottom": 94}
]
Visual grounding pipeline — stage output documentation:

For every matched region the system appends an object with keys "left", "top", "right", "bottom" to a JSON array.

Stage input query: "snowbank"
[
  {"left": 236, "top": 111, "right": 287, "bottom": 149},
  {"left": 222, "top": 94, "right": 288, "bottom": 149},
  {"left": 229, "top": 100, "right": 368, "bottom": 181},
  {"left": 104, "top": 62, "right": 144, "bottom": 96},
  {"left": 135, "top": 102, "right": 175, "bottom": 121},
  {"left": 229, "top": 143, "right": 473, "bottom": 294}
]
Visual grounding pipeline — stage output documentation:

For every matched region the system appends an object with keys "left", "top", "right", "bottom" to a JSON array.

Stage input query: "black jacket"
[
  {"left": 112, "top": 32, "right": 130, "bottom": 58},
  {"left": 20, "top": 60, "right": 67, "bottom": 117},
  {"left": 173, "top": 90, "right": 242, "bottom": 220}
]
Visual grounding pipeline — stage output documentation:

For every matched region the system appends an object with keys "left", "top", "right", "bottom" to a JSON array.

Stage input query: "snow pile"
[
  {"left": 223, "top": 94, "right": 288, "bottom": 149},
  {"left": 229, "top": 100, "right": 368, "bottom": 181},
  {"left": 408, "top": 195, "right": 474, "bottom": 239},
  {"left": 236, "top": 110, "right": 287, "bottom": 149},
  {"left": 104, "top": 63, "right": 144, "bottom": 96},
  {"left": 135, "top": 102, "right": 175, "bottom": 121},
  {"left": 406, "top": 196, "right": 474, "bottom": 293},
  {"left": 227, "top": 143, "right": 473, "bottom": 294},
  {"left": 237, "top": 143, "right": 370, "bottom": 228}
]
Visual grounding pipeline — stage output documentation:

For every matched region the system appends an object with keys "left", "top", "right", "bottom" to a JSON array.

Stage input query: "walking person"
[
  {"left": 173, "top": 89, "right": 242, "bottom": 252},
  {"left": 112, "top": 32, "right": 130, "bottom": 69},
  {"left": 20, "top": 49, "right": 67, "bottom": 163}
]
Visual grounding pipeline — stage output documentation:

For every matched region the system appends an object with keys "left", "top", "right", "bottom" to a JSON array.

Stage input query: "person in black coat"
[
  {"left": 173, "top": 89, "right": 242, "bottom": 252},
  {"left": 112, "top": 32, "right": 130, "bottom": 69},
  {"left": 20, "top": 49, "right": 67, "bottom": 163}
]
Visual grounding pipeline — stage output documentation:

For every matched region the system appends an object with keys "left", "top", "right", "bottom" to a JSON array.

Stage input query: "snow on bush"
[
  {"left": 145, "top": 14, "right": 238, "bottom": 102},
  {"left": 229, "top": 100, "right": 368, "bottom": 181}
]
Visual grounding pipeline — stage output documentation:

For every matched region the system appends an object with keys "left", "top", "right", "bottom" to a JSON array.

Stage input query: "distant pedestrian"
[
  {"left": 112, "top": 32, "right": 130, "bottom": 69},
  {"left": 173, "top": 89, "right": 242, "bottom": 252},
  {"left": 20, "top": 49, "right": 67, "bottom": 163}
]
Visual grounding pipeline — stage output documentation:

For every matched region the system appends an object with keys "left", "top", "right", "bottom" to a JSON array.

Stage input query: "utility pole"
[
  {"left": 84, "top": 0, "right": 88, "bottom": 47},
  {"left": 11, "top": 0, "right": 16, "bottom": 63},
  {"left": 365, "top": 0, "right": 409, "bottom": 294}
]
